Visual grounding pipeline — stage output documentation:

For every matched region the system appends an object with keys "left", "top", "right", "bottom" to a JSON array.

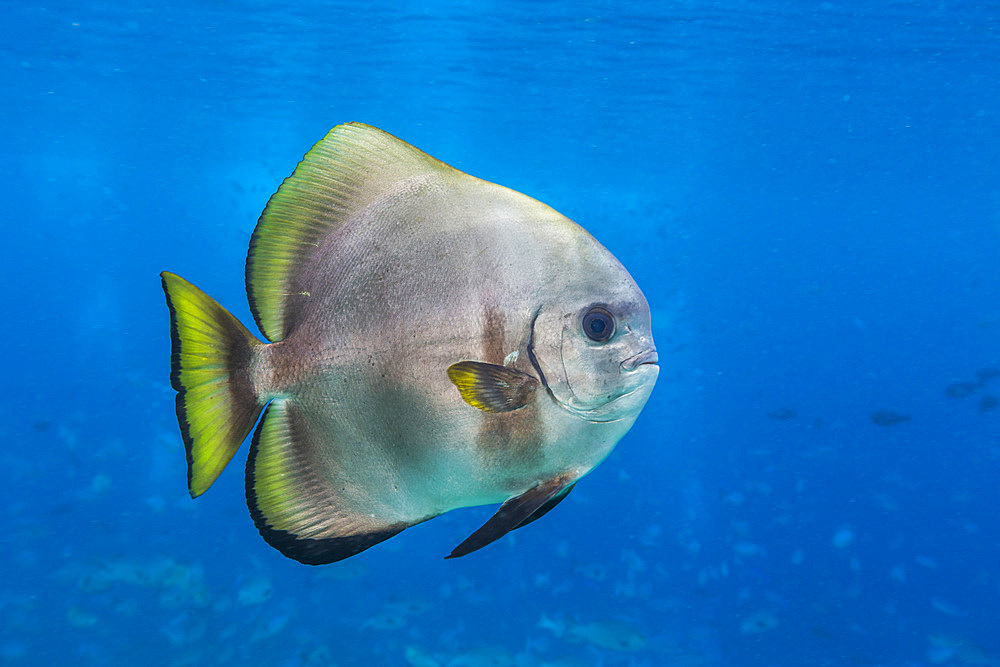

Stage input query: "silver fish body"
[{"left": 161, "top": 123, "right": 657, "bottom": 563}]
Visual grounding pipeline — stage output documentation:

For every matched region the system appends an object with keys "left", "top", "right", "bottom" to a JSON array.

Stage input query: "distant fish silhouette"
[
  {"left": 979, "top": 395, "right": 998, "bottom": 413},
  {"left": 871, "top": 410, "right": 910, "bottom": 426},
  {"left": 945, "top": 381, "right": 979, "bottom": 398},
  {"left": 767, "top": 408, "right": 797, "bottom": 420},
  {"left": 976, "top": 367, "right": 999, "bottom": 383}
]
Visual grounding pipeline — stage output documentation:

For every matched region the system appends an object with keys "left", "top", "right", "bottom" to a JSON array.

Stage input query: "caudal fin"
[{"left": 160, "top": 271, "right": 265, "bottom": 497}]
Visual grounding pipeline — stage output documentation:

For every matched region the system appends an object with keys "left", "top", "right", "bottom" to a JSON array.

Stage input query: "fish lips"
[{"left": 620, "top": 347, "right": 658, "bottom": 372}]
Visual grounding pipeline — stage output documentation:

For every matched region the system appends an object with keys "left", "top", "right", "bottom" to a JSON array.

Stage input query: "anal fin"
[
  {"left": 245, "top": 400, "right": 413, "bottom": 565},
  {"left": 446, "top": 476, "right": 574, "bottom": 559}
]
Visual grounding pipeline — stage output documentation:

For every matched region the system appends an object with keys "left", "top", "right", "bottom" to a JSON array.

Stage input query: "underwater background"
[{"left": 3, "top": 1, "right": 999, "bottom": 665}]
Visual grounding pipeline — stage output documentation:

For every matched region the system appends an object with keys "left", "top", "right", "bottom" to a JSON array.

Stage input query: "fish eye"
[{"left": 582, "top": 306, "right": 616, "bottom": 342}]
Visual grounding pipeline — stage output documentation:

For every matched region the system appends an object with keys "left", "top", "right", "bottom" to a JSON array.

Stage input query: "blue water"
[{"left": 3, "top": 1, "right": 999, "bottom": 665}]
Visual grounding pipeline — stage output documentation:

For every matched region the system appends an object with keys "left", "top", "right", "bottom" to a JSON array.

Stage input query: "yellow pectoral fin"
[{"left": 446, "top": 361, "right": 538, "bottom": 413}]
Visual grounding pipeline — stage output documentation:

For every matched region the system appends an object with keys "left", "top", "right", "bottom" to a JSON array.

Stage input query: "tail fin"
[{"left": 160, "top": 271, "right": 265, "bottom": 497}]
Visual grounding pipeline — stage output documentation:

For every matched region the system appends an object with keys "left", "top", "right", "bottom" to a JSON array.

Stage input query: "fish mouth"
[{"left": 620, "top": 348, "right": 658, "bottom": 372}]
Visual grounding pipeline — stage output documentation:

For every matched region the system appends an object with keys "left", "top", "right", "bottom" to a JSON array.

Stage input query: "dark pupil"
[{"left": 583, "top": 308, "right": 615, "bottom": 342}]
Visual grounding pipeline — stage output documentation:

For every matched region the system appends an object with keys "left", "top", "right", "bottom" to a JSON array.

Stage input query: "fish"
[
  {"left": 975, "top": 367, "right": 999, "bottom": 383},
  {"left": 235, "top": 574, "right": 273, "bottom": 606},
  {"left": 404, "top": 645, "right": 441, "bottom": 667},
  {"left": 538, "top": 614, "right": 647, "bottom": 652},
  {"left": 832, "top": 526, "right": 855, "bottom": 549},
  {"left": 740, "top": 610, "right": 779, "bottom": 635},
  {"left": 927, "top": 633, "right": 1000, "bottom": 666},
  {"left": 945, "top": 381, "right": 980, "bottom": 398},
  {"left": 870, "top": 409, "right": 910, "bottom": 426},
  {"left": 160, "top": 123, "right": 658, "bottom": 564},
  {"left": 446, "top": 646, "right": 519, "bottom": 666}
]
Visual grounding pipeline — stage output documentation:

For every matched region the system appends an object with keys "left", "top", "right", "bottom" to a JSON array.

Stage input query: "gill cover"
[{"left": 530, "top": 296, "right": 656, "bottom": 423}]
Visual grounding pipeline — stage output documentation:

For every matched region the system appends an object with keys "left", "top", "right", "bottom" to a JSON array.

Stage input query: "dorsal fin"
[{"left": 245, "top": 123, "right": 456, "bottom": 342}]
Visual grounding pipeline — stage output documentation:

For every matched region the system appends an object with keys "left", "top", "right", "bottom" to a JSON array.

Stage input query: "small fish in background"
[
  {"left": 160, "top": 123, "right": 658, "bottom": 564},
  {"left": 832, "top": 525, "right": 855, "bottom": 549},
  {"left": 360, "top": 610, "right": 408, "bottom": 631},
  {"left": 249, "top": 612, "right": 290, "bottom": 644},
  {"left": 945, "top": 381, "right": 980, "bottom": 399},
  {"left": 66, "top": 607, "right": 99, "bottom": 628},
  {"left": 235, "top": 574, "right": 272, "bottom": 606},
  {"left": 926, "top": 633, "right": 1000, "bottom": 666},
  {"left": 766, "top": 408, "right": 797, "bottom": 420},
  {"left": 573, "top": 561, "right": 609, "bottom": 582},
  {"left": 446, "top": 646, "right": 520, "bottom": 667},
  {"left": 359, "top": 601, "right": 430, "bottom": 632},
  {"left": 930, "top": 597, "right": 968, "bottom": 617},
  {"left": 534, "top": 658, "right": 591, "bottom": 667},
  {"left": 404, "top": 645, "right": 440, "bottom": 667},
  {"left": 739, "top": 610, "right": 779, "bottom": 635},
  {"left": 538, "top": 614, "right": 647, "bottom": 652},
  {"left": 975, "top": 367, "right": 999, "bottom": 384},
  {"left": 871, "top": 410, "right": 910, "bottom": 426},
  {"left": 941, "top": 369, "right": 1000, "bottom": 419},
  {"left": 733, "top": 540, "right": 764, "bottom": 558}
]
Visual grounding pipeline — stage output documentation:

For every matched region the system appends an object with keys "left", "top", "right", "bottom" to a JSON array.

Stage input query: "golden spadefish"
[{"left": 161, "top": 122, "right": 658, "bottom": 564}]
